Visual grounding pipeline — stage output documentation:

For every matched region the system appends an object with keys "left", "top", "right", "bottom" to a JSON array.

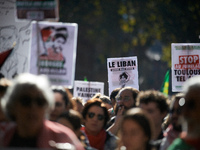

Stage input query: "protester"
[
  {"left": 160, "top": 93, "right": 184, "bottom": 150},
  {"left": 57, "top": 109, "right": 94, "bottom": 150},
  {"left": 136, "top": 90, "right": 169, "bottom": 150},
  {"left": 81, "top": 98, "right": 117, "bottom": 150},
  {"left": 107, "top": 86, "right": 139, "bottom": 135},
  {"left": 168, "top": 76, "right": 200, "bottom": 150},
  {"left": 118, "top": 107, "right": 153, "bottom": 150},
  {"left": 0, "top": 73, "right": 84, "bottom": 149},
  {"left": 72, "top": 96, "right": 84, "bottom": 114},
  {"left": 109, "top": 87, "right": 121, "bottom": 108},
  {"left": 49, "top": 86, "right": 74, "bottom": 121}
]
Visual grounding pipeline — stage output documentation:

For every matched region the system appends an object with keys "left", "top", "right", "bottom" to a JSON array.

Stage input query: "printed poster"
[
  {"left": 16, "top": 0, "right": 59, "bottom": 21},
  {"left": 29, "top": 21, "right": 78, "bottom": 88},
  {"left": 73, "top": 80, "right": 104, "bottom": 104},
  {"left": 171, "top": 43, "right": 200, "bottom": 92},
  {"left": 107, "top": 56, "right": 139, "bottom": 95},
  {"left": 0, "top": 0, "right": 31, "bottom": 79}
]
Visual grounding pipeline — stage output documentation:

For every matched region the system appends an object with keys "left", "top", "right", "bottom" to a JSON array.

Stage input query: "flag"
[
  {"left": 160, "top": 70, "right": 170, "bottom": 96},
  {"left": 84, "top": 76, "right": 88, "bottom": 81}
]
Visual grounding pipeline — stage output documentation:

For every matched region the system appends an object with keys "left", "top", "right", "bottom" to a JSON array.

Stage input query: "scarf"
[{"left": 81, "top": 127, "right": 106, "bottom": 150}]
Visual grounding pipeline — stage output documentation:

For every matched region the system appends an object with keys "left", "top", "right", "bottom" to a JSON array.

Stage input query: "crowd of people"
[{"left": 0, "top": 72, "right": 200, "bottom": 150}]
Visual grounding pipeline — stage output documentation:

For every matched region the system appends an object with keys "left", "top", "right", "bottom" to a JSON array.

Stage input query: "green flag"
[
  {"left": 84, "top": 76, "right": 88, "bottom": 81},
  {"left": 160, "top": 70, "right": 170, "bottom": 96}
]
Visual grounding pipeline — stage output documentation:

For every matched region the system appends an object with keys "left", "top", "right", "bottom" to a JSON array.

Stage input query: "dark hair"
[
  {"left": 136, "top": 90, "right": 169, "bottom": 113},
  {"left": 110, "top": 88, "right": 121, "bottom": 100},
  {"left": 52, "top": 86, "right": 69, "bottom": 106},
  {"left": 82, "top": 98, "right": 110, "bottom": 128},
  {"left": 122, "top": 108, "right": 153, "bottom": 150},
  {"left": 58, "top": 109, "right": 82, "bottom": 130},
  {"left": 116, "top": 87, "right": 139, "bottom": 107}
]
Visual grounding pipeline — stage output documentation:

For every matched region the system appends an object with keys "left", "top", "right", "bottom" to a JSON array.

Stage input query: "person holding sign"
[{"left": 107, "top": 87, "right": 139, "bottom": 135}]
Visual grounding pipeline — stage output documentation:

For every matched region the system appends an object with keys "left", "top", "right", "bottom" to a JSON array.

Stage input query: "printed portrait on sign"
[
  {"left": 38, "top": 26, "right": 68, "bottom": 75},
  {"left": 119, "top": 72, "right": 130, "bottom": 88}
]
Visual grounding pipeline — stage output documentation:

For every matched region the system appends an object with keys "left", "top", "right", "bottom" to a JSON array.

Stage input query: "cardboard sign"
[
  {"left": 16, "top": 0, "right": 59, "bottom": 21},
  {"left": 107, "top": 56, "right": 139, "bottom": 96},
  {"left": 73, "top": 80, "right": 104, "bottom": 104},
  {"left": 0, "top": 1, "right": 31, "bottom": 79},
  {"left": 171, "top": 43, "right": 200, "bottom": 92},
  {"left": 29, "top": 21, "right": 78, "bottom": 88}
]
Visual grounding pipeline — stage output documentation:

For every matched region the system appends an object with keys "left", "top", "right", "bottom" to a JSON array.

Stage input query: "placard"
[
  {"left": 73, "top": 80, "right": 104, "bottom": 104},
  {"left": 16, "top": 0, "right": 59, "bottom": 21},
  {"left": 171, "top": 43, "right": 200, "bottom": 92},
  {"left": 107, "top": 56, "right": 139, "bottom": 96},
  {"left": 29, "top": 21, "right": 78, "bottom": 88}
]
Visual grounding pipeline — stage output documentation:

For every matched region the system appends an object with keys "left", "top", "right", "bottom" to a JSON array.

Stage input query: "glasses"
[
  {"left": 19, "top": 95, "right": 47, "bottom": 107},
  {"left": 116, "top": 96, "right": 130, "bottom": 102},
  {"left": 87, "top": 112, "right": 105, "bottom": 121}
]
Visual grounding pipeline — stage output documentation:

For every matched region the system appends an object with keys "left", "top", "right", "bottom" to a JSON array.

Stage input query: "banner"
[
  {"left": 107, "top": 56, "right": 139, "bottom": 96},
  {"left": 0, "top": 1, "right": 31, "bottom": 79},
  {"left": 29, "top": 21, "right": 78, "bottom": 88},
  {"left": 16, "top": 0, "right": 59, "bottom": 21},
  {"left": 73, "top": 80, "right": 104, "bottom": 104},
  {"left": 171, "top": 43, "right": 200, "bottom": 92}
]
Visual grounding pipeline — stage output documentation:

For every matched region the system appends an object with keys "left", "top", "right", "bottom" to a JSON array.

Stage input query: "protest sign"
[
  {"left": 171, "top": 43, "right": 200, "bottom": 92},
  {"left": 73, "top": 80, "right": 104, "bottom": 104},
  {"left": 16, "top": 0, "right": 59, "bottom": 21},
  {"left": 107, "top": 56, "right": 139, "bottom": 96},
  {"left": 29, "top": 21, "right": 78, "bottom": 88},
  {"left": 0, "top": 0, "right": 31, "bottom": 79}
]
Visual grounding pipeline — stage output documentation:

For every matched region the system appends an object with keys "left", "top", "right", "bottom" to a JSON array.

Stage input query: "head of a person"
[
  {"left": 136, "top": 90, "right": 169, "bottom": 129},
  {"left": 110, "top": 88, "right": 121, "bottom": 107},
  {"left": 72, "top": 97, "right": 84, "bottom": 114},
  {"left": 169, "top": 93, "right": 184, "bottom": 131},
  {"left": 1, "top": 73, "right": 54, "bottom": 135},
  {"left": 82, "top": 98, "right": 109, "bottom": 135},
  {"left": 115, "top": 87, "right": 139, "bottom": 112},
  {"left": 57, "top": 109, "right": 82, "bottom": 137},
  {"left": 50, "top": 86, "right": 71, "bottom": 121},
  {"left": 182, "top": 76, "right": 200, "bottom": 130},
  {"left": 120, "top": 107, "right": 153, "bottom": 150},
  {"left": 99, "top": 95, "right": 112, "bottom": 110}
]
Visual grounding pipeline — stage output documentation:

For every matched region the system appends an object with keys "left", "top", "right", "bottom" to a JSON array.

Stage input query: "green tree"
[{"left": 59, "top": 0, "right": 200, "bottom": 94}]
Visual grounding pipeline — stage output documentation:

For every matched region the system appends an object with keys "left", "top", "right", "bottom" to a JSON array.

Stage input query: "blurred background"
[{"left": 59, "top": 0, "right": 200, "bottom": 96}]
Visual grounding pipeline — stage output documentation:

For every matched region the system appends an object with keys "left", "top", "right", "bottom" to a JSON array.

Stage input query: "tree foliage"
[{"left": 59, "top": 0, "right": 200, "bottom": 94}]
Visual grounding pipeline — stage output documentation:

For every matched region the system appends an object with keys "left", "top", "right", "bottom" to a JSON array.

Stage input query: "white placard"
[
  {"left": 29, "top": 21, "right": 78, "bottom": 88},
  {"left": 107, "top": 56, "right": 139, "bottom": 96},
  {"left": 171, "top": 43, "right": 200, "bottom": 92},
  {"left": 0, "top": 0, "right": 31, "bottom": 79},
  {"left": 73, "top": 80, "right": 104, "bottom": 104}
]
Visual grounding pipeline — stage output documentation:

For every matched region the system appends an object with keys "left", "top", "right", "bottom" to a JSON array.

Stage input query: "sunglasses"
[
  {"left": 87, "top": 112, "right": 105, "bottom": 121},
  {"left": 116, "top": 96, "right": 130, "bottom": 102},
  {"left": 19, "top": 95, "right": 47, "bottom": 107}
]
